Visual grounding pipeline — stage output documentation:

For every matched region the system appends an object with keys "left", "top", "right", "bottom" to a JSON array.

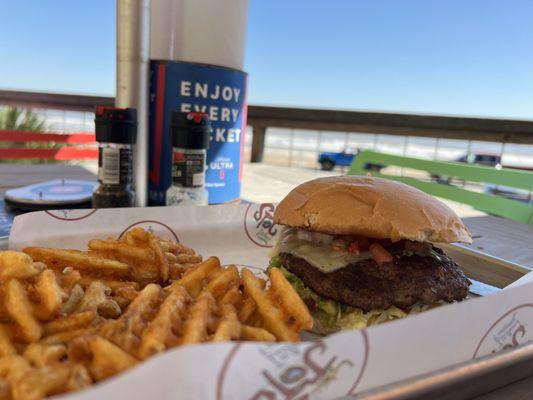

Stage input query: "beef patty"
[{"left": 279, "top": 248, "right": 470, "bottom": 312}]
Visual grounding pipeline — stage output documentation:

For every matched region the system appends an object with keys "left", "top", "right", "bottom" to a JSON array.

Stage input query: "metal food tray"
[{"left": 1, "top": 236, "right": 531, "bottom": 399}]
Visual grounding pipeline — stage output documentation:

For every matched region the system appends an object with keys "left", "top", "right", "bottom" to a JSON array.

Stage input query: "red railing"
[{"left": 0, "top": 130, "right": 97, "bottom": 160}]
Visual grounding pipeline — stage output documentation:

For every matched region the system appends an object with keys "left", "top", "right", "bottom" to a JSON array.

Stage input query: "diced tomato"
[
  {"left": 369, "top": 243, "right": 393, "bottom": 265},
  {"left": 348, "top": 241, "right": 360, "bottom": 254}
]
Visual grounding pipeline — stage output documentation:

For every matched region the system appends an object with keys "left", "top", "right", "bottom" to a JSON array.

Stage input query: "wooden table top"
[
  {"left": 463, "top": 216, "right": 533, "bottom": 268},
  {"left": 0, "top": 163, "right": 97, "bottom": 198}
]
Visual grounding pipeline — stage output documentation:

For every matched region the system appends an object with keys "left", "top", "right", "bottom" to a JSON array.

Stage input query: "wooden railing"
[
  {"left": 0, "top": 130, "right": 97, "bottom": 160},
  {"left": 0, "top": 90, "right": 113, "bottom": 112},
  {"left": 1, "top": 89, "right": 533, "bottom": 163}
]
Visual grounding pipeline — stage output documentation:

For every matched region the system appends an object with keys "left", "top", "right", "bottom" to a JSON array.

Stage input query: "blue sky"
[{"left": 0, "top": 0, "right": 532, "bottom": 118}]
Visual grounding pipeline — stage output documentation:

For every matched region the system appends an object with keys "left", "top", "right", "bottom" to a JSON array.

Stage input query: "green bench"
[{"left": 348, "top": 150, "right": 533, "bottom": 224}]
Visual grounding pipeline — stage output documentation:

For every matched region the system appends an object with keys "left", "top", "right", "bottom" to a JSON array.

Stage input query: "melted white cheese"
[{"left": 272, "top": 228, "right": 372, "bottom": 273}]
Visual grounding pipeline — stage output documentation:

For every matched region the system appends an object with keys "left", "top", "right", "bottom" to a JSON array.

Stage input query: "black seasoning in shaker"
[{"left": 92, "top": 106, "right": 137, "bottom": 208}]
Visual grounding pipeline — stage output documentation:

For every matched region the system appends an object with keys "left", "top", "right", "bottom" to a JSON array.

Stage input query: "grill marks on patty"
[{"left": 279, "top": 247, "right": 471, "bottom": 312}]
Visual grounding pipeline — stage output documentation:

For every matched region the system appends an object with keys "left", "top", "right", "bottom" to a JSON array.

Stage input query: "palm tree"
[
  {"left": 0, "top": 106, "right": 53, "bottom": 163},
  {"left": 0, "top": 107, "right": 46, "bottom": 132}
]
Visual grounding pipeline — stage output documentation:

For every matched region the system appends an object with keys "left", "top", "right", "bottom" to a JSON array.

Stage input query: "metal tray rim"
[{"left": 348, "top": 341, "right": 533, "bottom": 399}]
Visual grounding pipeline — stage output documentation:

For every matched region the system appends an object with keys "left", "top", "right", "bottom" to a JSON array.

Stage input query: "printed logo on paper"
[
  {"left": 473, "top": 304, "right": 533, "bottom": 358},
  {"left": 244, "top": 203, "right": 279, "bottom": 248},
  {"left": 45, "top": 209, "right": 97, "bottom": 221},
  {"left": 118, "top": 220, "right": 179, "bottom": 242},
  {"left": 217, "top": 332, "right": 368, "bottom": 399}
]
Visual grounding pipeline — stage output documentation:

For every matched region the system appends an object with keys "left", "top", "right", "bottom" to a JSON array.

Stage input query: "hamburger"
[{"left": 269, "top": 176, "right": 472, "bottom": 334}]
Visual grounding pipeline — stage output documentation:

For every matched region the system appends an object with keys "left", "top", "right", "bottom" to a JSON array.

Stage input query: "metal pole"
[
  {"left": 315, "top": 130, "right": 322, "bottom": 170},
  {"left": 344, "top": 132, "right": 349, "bottom": 150},
  {"left": 433, "top": 138, "right": 440, "bottom": 160},
  {"left": 401, "top": 136, "right": 409, "bottom": 177},
  {"left": 288, "top": 129, "right": 295, "bottom": 167},
  {"left": 116, "top": 0, "right": 150, "bottom": 207}
]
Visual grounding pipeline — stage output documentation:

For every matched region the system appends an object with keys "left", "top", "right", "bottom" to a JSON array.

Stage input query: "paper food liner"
[{"left": 9, "top": 204, "right": 533, "bottom": 400}]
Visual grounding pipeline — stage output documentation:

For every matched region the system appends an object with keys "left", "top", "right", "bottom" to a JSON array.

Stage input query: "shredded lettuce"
[{"left": 269, "top": 256, "right": 442, "bottom": 334}]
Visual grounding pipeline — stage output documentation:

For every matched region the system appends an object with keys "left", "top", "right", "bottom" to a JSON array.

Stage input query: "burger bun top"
[{"left": 273, "top": 176, "right": 472, "bottom": 243}]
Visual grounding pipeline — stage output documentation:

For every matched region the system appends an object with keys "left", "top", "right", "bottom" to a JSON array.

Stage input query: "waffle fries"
[
  {"left": 24, "top": 227, "right": 202, "bottom": 285},
  {"left": 0, "top": 229, "right": 312, "bottom": 399}
]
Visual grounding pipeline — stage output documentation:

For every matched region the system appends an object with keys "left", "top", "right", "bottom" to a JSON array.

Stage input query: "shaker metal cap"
[
  {"left": 171, "top": 111, "right": 211, "bottom": 150},
  {"left": 94, "top": 106, "right": 137, "bottom": 144}
]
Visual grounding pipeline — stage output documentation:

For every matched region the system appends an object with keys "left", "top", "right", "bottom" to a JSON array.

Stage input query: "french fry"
[
  {"left": 65, "top": 335, "right": 92, "bottom": 366},
  {"left": 75, "top": 282, "right": 121, "bottom": 319},
  {"left": 0, "top": 252, "right": 43, "bottom": 280},
  {"left": 5, "top": 280, "right": 42, "bottom": 343},
  {"left": 163, "top": 252, "right": 178, "bottom": 264},
  {"left": 220, "top": 286, "right": 241, "bottom": 306},
  {"left": 12, "top": 364, "right": 71, "bottom": 400},
  {"left": 213, "top": 304, "right": 241, "bottom": 342},
  {"left": 0, "top": 380, "right": 9, "bottom": 400},
  {"left": 88, "top": 336, "right": 138, "bottom": 380},
  {"left": 206, "top": 266, "right": 240, "bottom": 299},
  {"left": 123, "top": 227, "right": 149, "bottom": 244},
  {"left": 99, "top": 284, "right": 162, "bottom": 354},
  {"left": 35, "top": 270, "right": 65, "bottom": 320},
  {"left": 157, "top": 240, "right": 174, "bottom": 254},
  {"left": 88, "top": 240, "right": 153, "bottom": 262},
  {"left": 112, "top": 286, "right": 139, "bottom": 310},
  {"left": 82, "top": 277, "right": 139, "bottom": 291},
  {"left": 181, "top": 291, "right": 216, "bottom": 345},
  {"left": 43, "top": 311, "right": 96, "bottom": 336},
  {"left": 175, "top": 254, "right": 203, "bottom": 264},
  {"left": 148, "top": 234, "right": 169, "bottom": 282},
  {"left": 168, "top": 264, "right": 186, "bottom": 280},
  {"left": 65, "top": 364, "right": 92, "bottom": 392},
  {"left": 23, "top": 248, "right": 131, "bottom": 278},
  {"left": 117, "top": 283, "right": 161, "bottom": 336},
  {"left": 174, "top": 257, "right": 220, "bottom": 297},
  {"left": 269, "top": 268, "right": 313, "bottom": 331},
  {"left": 242, "top": 269, "right": 299, "bottom": 342},
  {"left": 40, "top": 329, "right": 93, "bottom": 346},
  {"left": 60, "top": 284, "right": 84, "bottom": 315},
  {"left": 23, "top": 343, "right": 67, "bottom": 368},
  {"left": 0, "top": 355, "right": 31, "bottom": 382},
  {"left": 138, "top": 285, "right": 190, "bottom": 359},
  {"left": 57, "top": 268, "right": 81, "bottom": 292},
  {"left": 160, "top": 239, "right": 197, "bottom": 257},
  {"left": 241, "top": 325, "right": 276, "bottom": 342},
  {"left": 238, "top": 296, "right": 256, "bottom": 323},
  {"left": 0, "top": 326, "right": 16, "bottom": 357}
]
